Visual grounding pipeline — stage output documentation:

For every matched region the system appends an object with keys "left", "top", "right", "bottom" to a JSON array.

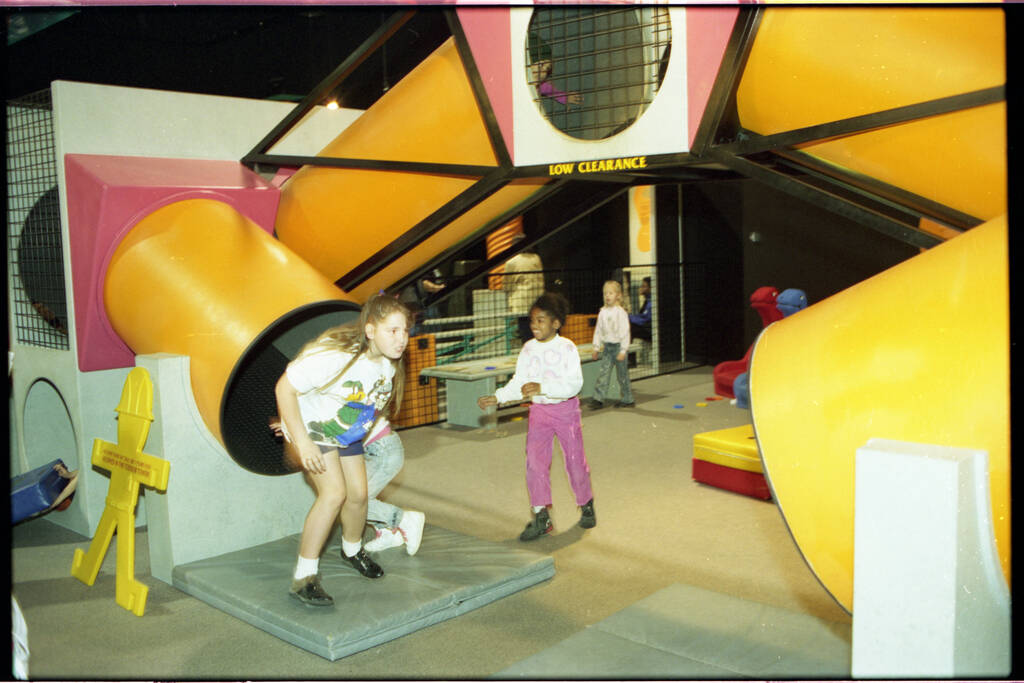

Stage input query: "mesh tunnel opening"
[
  {"left": 221, "top": 300, "right": 361, "bottom": 476},
  {"left": 7, "top": 89, "right": 70, "bottom": 351},
  {"left": 526, "top": 7, "right": 672, "bottom": 140}
]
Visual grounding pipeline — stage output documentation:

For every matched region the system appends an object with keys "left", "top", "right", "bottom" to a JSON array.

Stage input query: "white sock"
[
  {"left": 294, "top": 555, "right": 319, "bottom": 580},
  {"left": 533, "top": 505, "right": 546, "bottom": 514},
  {"left": 341, "top": 537, "right": 362, "bottom": 558}
]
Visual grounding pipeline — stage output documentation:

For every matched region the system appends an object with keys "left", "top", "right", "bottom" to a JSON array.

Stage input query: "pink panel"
[
  {"left": 456, "top": 7, "right": 514, "bottom": 163},
  {"left": 64, "top": 154, "right": 280, "bottom": 372},
  {"left": 686, "top": 6, "right": 739, "bottom": 149}
]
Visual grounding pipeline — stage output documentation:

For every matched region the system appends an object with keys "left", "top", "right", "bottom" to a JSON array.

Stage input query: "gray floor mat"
[
  {"left": 496, "top": 583, "right": 851, "bottom": 679},
  {"left": 172, "top": 524, "right": 555, "bottom": 660}
]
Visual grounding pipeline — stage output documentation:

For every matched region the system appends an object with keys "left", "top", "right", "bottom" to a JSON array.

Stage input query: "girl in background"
[
  {"left": 589, "top": 280, "right": 634, "bottom": 409},
  {"left": 527, "top": 33, "right": 584, "bottom": 107}
]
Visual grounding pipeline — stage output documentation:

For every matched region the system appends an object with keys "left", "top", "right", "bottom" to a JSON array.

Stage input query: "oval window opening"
[{"left": 526, "top": 7, "right": 672, "bottom": 140}]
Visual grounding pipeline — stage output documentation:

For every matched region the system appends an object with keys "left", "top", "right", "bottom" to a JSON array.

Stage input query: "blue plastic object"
[
  {"left": 733, "top": 372, "right": 751, "bottom": 410},
  {"left": 11, "top": 459, "right": 68, "bottom": 524},
  {"left": 777, "top": 288, "right": 808, "bottom": 317}
]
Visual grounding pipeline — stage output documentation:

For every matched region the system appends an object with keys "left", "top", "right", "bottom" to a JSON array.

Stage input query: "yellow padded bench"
[{"left": 691, "top": 424, "right": 771, "bottom": 500}]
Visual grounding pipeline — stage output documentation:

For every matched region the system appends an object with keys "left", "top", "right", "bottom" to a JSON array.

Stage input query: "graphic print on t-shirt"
[{"left": 306, "top": 376, "right": 388, "bottom": 446}]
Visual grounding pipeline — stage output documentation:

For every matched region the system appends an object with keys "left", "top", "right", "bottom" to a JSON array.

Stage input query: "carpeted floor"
[{"left": 10, "top": 367, "right": 851, "bottom": 680}]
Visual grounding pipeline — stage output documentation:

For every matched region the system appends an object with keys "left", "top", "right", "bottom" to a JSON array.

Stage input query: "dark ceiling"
[{"left": 4, "top": 6, "right": 451, "bottom": 108}]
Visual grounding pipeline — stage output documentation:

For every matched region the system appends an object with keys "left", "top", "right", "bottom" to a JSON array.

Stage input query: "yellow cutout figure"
[{"left": 71, "top": 367, "right": 170, "bottom": 616}]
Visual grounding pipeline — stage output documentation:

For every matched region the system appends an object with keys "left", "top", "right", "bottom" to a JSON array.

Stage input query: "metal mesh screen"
[
  {"left": 405, "top": 261, "right": 705, "bottom": 426},
  {"left": 6, "top": 89, "right": 70, "bottom": 350},
  {"left": 526, "top": 7, "right": 672, "bottom": 140}
]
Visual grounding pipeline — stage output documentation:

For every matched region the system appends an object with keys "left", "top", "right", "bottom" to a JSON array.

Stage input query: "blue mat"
[{"left": 172, "top": 524, "right": 554, "bottom": 660}]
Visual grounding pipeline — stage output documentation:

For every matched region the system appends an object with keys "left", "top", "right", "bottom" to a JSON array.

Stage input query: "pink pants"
[{"left": 525, "top": 397, "right": 593, "bottom": 507}]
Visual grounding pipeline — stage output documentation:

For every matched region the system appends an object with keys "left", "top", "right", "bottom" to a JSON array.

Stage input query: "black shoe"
[
  {"left": 586, "top": 399, "right": 605, "bottom": 410},
  {"left": 614, "top": 401, "right": 635, "bottom": 408},
  {"left": 343, "top": 548, "right": 384, "bottom": 578},
  {"left": 289, "top": 574, "right": 334, "bottom": 606},
  {"left": 519, "top": 507, "right": 553, "bottom": 541},
  {"left": 579, "top": 499, "right": 596, "bottom": 529}
]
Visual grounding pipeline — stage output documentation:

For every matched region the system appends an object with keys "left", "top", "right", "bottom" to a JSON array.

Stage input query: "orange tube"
[
  {"left": 736, "top": 7, "right": 1006, "bottom": 221},
  {"left": 275, "top": 37, "right": 549, "bottom": 297},
  {"left": 104, "top": 198, "right": 355, "bottom": 446},
  {"left": 750, "top": 216, "right": 1009, "bottom": 612}
]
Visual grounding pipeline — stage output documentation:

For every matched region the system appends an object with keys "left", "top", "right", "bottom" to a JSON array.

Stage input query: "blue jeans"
[
  {"left": 364, "top": 432, "right": 405, "bottom": 529},
  {"left": 594, "top": 342, "right": 633, "bottom": 403}
]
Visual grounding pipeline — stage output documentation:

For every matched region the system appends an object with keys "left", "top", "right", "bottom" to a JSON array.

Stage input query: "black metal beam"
[
  {"left": 706, "top": 148, "right": 941, "bottom": 249},
  {"left": 771, "top": 150, "right": 981, "bottom": 231},
  {"left": 336, "top": 168, "right": 514, "bottom": 291},
  {"left": 240, "top": 10, "right": 415, "bottom": 167},
  {"left": 244, "top": 152, "right": 495, "bottom": 178},
  {"left": 507, "top": 167, "right": 647, "bottom": 184},
  {"left": 716, "top": 85, "right": 1005, "bottom": 156},
  {"left": 689, "top": 6, "right": 763, "bottom": 158},
  {"left": 421, "top": 183, "right": 631, "bottom": 308},
  {"left": 392, "top": 179, "right": 571, "bottom": 299},
  {"left": 446, "top": 9, "right": 514, "bottom": 169}
]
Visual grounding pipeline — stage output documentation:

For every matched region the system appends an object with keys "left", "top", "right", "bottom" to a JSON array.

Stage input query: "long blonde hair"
[
  {"left": 602, "top": 280, "right": 630, "bottom": 313},
  {"left": 297, "top": 293, "right": 411, "bottom": 420}
]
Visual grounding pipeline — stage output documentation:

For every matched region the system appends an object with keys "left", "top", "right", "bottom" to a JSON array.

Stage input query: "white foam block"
[{"left": 852, "top": 438, "right": 1010, "bottom": 678}]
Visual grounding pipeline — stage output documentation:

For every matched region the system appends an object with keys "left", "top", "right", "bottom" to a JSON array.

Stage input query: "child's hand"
[
  {"left": 592, "top": 349, "right": 600, "bottom": 361},
  {"left": 298, "top": 442, "right": 326, "bottom": 475},
  {"left": 568, "top": 92, "right": 583, "bottom": 105},
  {"left": 616, "top": 350, "right": 627, "bottom": 362},
  {"left": 478, "top": 395, "right": 498, "bottom": 410},
  {"left": 522, "top": 382, "right": 541, "bottom": 398}
]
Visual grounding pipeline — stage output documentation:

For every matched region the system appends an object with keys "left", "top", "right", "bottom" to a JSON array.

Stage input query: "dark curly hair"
[{"left": 530, "top": 292, "right": 570, "bottom": 326}]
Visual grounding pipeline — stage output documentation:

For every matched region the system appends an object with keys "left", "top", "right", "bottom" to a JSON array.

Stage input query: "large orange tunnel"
[
  {"left": 749, "top": 214, "right": 1009, "bottom": 613},
  {"left": 104, "top": 198, "right": 360, "bottom": 475},
  {"left": 737, "top": 7, "right": 1008, "bottom": 613},
  {"left": 274, "top": 37, "right": 549, "bottom": 300},
  {"left": 735, "top": 7, "right": 1005, "bottom": 223}
]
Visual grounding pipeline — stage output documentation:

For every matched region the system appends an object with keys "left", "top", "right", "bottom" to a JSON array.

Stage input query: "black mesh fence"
[
  {"left": 396, "top": 261, "right": 707, "bottom": 428},
  {"left": 6, "top": 89, "right": 70, "bottom": 350},
  {"left": 526, "top": 6, "right": 672, "bottom": 140}
]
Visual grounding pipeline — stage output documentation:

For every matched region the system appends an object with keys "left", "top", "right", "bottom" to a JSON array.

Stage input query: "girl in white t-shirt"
[
  {"left": 477, "top": 292, "right": 596, "bottom": 541},
  {"left": 275, "top": 294, "right": 410, "bottom": 606}
]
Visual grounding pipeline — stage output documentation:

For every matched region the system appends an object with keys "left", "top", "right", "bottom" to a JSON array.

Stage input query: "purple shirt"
[{"left": 539, "top": 80, "right": 569, "bottom": 105}]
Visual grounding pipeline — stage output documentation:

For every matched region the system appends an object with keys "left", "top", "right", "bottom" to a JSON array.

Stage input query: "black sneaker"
[
  {"left": 289, "top": 574, "right": 334, "bottom": 606},
  {"left": 579, "top": 499, "right": 596, "bottom": 529},
  {"left": 614, "top": 401, "right": 635, "bottom": 408},
  {"left": 586, "top": 399, "right": 605, "bottom": 410},
  {"left": 519, "top": 507, "right": 553, "bottom": 541},
  {"left": 343, "top": 548, "right": 384, "bottom": 578}
]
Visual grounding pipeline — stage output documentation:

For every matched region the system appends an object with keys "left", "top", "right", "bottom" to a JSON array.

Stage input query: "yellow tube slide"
[
  {"left": 736, "top": 7, "right": 1006, "bottom": 221},
  {"left": 275, "top": 37, "right": 550, "bottom": 300},
  {"left": 749, "top": 215, "right": 1009, "bottom": 612},
  {"left": 104, "top": 198, "right": 355, "bottom": 446}
]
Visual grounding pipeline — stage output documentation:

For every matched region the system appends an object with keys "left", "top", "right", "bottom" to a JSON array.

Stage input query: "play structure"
[
  {"left": 691, "top": 288, "right": 806, "bottom": 498},
  {"left": 733, "top": 287, "right": 806, "bottom": 409},
  {"left": 712, "top": 285, "right": 783, "bottom": 399},
  {"left": 7, "top": 5, "right": 1007, "bottom": 674},
  {"left": 749, "top": 216, "right": 1010, "bottom": 611},
  {"left": 691, "top": 424, "right": 769, "bottom": 501}
]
